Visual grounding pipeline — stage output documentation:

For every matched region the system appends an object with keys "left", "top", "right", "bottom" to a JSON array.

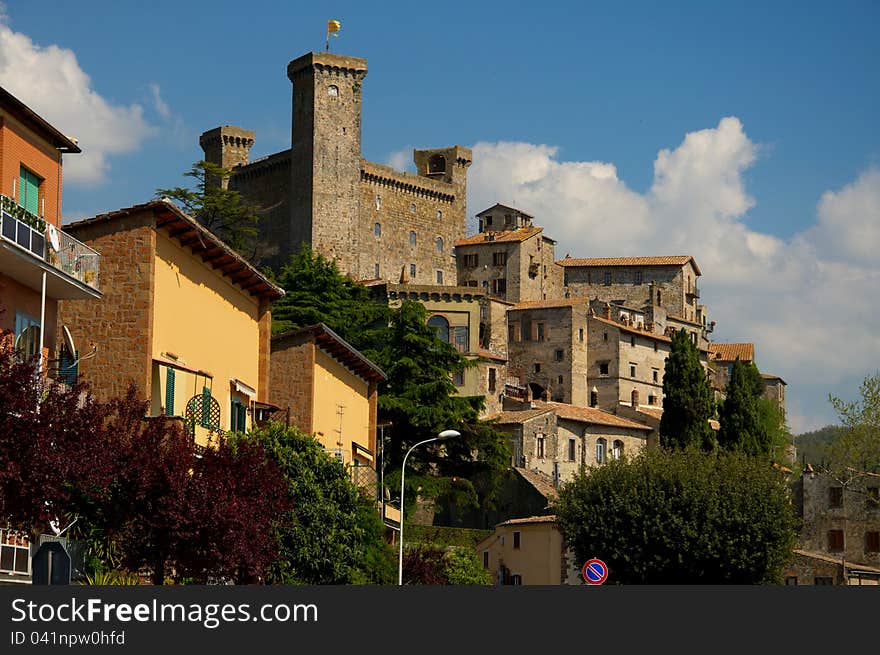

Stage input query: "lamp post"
[{"left": 398, "top": 429, "right": 461, "bottom": 586}]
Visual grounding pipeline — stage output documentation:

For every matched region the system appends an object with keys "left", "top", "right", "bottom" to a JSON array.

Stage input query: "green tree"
[
  {"left": 659, "top": 329, "right": 715, "bottom": 451},
  {"left": 825, "top": 373, "right": 880, "bottom": 475},
  {"left": 157, "top": 160, "right": 261, "bottom": 256},
  {"left": 363, "top": 301, "right": 510, "bottom": 514},
  {"left": 250, "top": 422, "right": 395, "bottom": 585},
  {"left": 718, "top": 358, "right": 769, "bottom": 455},
  {"left": 270, "top": 244, "right": 387, "bottom": 340},
  {"left": 553, "top": 447, "right": 799, "bottom": 584},
  {"left": 269, "top": 247, "right": 510, "bottom": 514},
  {"left": 400, "top": 543, "right": 491, "bottom": 585}
]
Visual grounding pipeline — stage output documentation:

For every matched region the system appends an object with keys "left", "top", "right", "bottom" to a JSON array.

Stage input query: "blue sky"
[{"left": 2, "top": 1, "right": 878, "bottom": 433}]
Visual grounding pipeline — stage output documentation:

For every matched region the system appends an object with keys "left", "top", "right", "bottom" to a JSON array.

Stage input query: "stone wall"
[
  {"left": 586, "top": 316, "right": 670, "bottom": 412},
  {"left": 57, "top": 212, "right": 156, "bottom": 402},
  {"left": 563, "top": 263, "right": 699, "bottom": 321},
  {"left": 794, "top": 471, "right": 880, "bottom": 569},
  {"left": 269, "top": 333, "right": 316, "bottom": 433},
  {"left": 506, "top": 301, "right": 590, "bottom": 405}
]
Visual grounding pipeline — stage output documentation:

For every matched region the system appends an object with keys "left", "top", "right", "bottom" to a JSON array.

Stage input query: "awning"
[{"left": 231, "top": 378, "right": 256, "bottom": 397}]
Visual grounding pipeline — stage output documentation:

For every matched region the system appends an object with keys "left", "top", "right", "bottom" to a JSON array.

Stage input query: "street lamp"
[{"left": 398, "top": 429, "right": 461, "bottom": 586}]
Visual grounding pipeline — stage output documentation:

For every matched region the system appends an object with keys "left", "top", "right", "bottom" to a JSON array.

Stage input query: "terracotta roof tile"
[
  {"left": 708, "top": 342, "right": 754, "bottom": 362},
  {"left": 485, "top": 408, "right": 554, "bottom": 424},
  {"left": 455, "top": 226, "right": 542, "bottom": 246},
  {"left": 557, "top": 255, "right": 701, "bottom": 275},
  {"left": 513, "top": 468, "right": 558, "bottom": 501},
  {"left": 534, "top": 401, "right": 653, "bottom": 431},
  {"left": 497, "top": 514, "right": 557, "bottom": 527}
]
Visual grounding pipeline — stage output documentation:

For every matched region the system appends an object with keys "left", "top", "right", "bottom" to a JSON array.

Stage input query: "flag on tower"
[{"left": 326, "top": 20, "right": 341, "bottom": 51}]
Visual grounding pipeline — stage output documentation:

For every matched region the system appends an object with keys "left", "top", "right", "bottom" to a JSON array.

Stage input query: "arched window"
[
  {"left": 596, "top": 438, "right": 607, "bottom": 465},
  {"left": 409, "top": 231, "right": 417, "bottom": 246},
  {"left": 428, "top": 154, "right": 446, "bottom": 174},
  {"left": 437, "top": 209, "right": 443, "bottom": 220},
  {"left": 409, "top": 203, "right": 416, "bottom": 213},
  {"left": 612, "top": 440, "right": 624, "bottom": 460},
  {"left": 631, "top": 389, "right": 640, "bottom": 407},
  {"left": 590, "top": 387, "right": 598, "bottom": 407},
  {"left": 436, "top": 236, "right": 444, "bottom": 253},
  {"left": 427, "top": 315, "right": 450, "bottom": 343},
  {"left": 374, "top": 222, "right": 381, "bottom": 237},
  {"left": 375, "top": 195, "right": 382, "bottom": 210},
  {"left": 327, "top": 85, "right": 339, "bottom": 97}
]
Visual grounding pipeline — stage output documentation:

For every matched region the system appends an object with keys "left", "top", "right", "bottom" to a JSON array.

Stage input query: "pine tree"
[{"left": 659, "top": 329, "right": 715, "bottom": 451}]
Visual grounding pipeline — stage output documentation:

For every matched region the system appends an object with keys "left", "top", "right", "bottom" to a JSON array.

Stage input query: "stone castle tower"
[{"left": 200, "top": 51, "right": 471, "bottom": 284}]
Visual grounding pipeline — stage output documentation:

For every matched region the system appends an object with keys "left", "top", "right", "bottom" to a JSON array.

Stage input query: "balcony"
[
  {"left": 686, "top": 286, "right": 700, "bottom": 299},
  {"left": 0, "top": 195, "right": 100, "bottom": 299}
]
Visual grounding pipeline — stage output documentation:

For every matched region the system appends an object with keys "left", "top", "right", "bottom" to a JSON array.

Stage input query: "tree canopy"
[
  {"left": 250, "top": 422, "right": 396, "bottom": 585},
  {"left": 156, "top": 160, "right": 261, "bottom": 257},
  {"left": 659, "top": 329, "right": 715, "bottom": 451},
  {"left": 269, "top": 245, "right": 510, "bottom": 515},
  {"left": 718, "top": 358, "right": 770, "bottom": 455},
  {"left": 825, "top": 373, "right": 880, "bottom": 475},
  {"left": 553, "top": 447, "right": 800, "bottom": 584}
]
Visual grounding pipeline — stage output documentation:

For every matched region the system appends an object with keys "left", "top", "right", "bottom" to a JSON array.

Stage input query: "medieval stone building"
[{"left": 200, "top": 52, "right": 471, "bottom": 284}]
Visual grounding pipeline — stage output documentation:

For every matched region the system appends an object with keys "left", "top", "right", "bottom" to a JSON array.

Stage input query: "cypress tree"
[
  {"left": 718, "top": 358, "right": 769, "bottom": 455},
  {"left": 659, "top": 329, "right": 716, "bottom": 451}
]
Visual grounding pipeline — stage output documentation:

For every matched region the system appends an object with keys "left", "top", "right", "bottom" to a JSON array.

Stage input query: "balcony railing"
[{"left": 0, "top": 194, "right": 100, "bottom": 291}]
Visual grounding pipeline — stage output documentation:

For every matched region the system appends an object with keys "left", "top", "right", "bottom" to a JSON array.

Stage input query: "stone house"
[
  {"left": 708, "top": 342, "right": 787, "bottom": 416},
  {"left": 57, "top": 199, "right": 283, "bottom": 445},
  {"left": 0, "top": 87, "right": 101, "bottom": 373},
  {"left": 505, "top": 298, "right": 592, "bottom": 405},
  {"left": 475, "top": 515, "right": 581, "bottom": 585},
  {"left": 454, "top": 204, "right": 563, "bottom": 303},
  {"left": 790, "top": 467, "right": 880, "bottom": 573},
  {"left": 200, "top": 52, "right": 469, "bottom": 285},
  {"left": 558, "top": 255, "right": 709, "bottom": 338},
  {"left": 586, "top": 314, "right": 675, "bottom": 413},
  {"left": 488, "top": 399, "right": 652, "bottom": 484},
  {"left": 783, "top": 549, "right": 880, "bottom": 586},
  {"left": 531, "top": 401, "right": 653, "bottom": 480}
]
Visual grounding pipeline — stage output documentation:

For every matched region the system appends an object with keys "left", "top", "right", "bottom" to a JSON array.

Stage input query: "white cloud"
[
  {"left": 0, "top": 20, "right": 155, "bottom": 185},
  {"left": 148, "top": 83, "right": 172, "bottom": 121},
  {"left": 467, "top": 119, "right": 880, "bottom": 432},
  {"left": 385, "top": 147, "right": 415, "bottom": 172}
]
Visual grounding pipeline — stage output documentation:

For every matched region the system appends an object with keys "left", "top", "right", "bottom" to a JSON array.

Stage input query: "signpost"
[{"left": 582, "top": 558, "right": 609, "bottom": 585}]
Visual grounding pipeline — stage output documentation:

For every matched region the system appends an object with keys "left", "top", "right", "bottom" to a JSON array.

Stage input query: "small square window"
[
  {"left": 866, "top": 531, "right": 880, "bottom": 553},
  {"left": 827, "top": 529, "right": 845, "bottom": 552},
  {"left": 579, "top": 328, "right": 584, "bottom": 342},
  {"left": 493, "top": 252, "right": 507, "bottom": 266},
  {"left": 635, "top": 270, "right": 643, "bottom": 284},
  {"left": 603, "top": 271, "right": 612, "bottom": 285},
  {"left": 630, "top": 364, "right": 636, "bottom": 378},
  {"left": 555, "top": 349, "right": 564, "bottom": 362},
  {"left": 534, "top": 363, "right": 541, "bottom": 374},
  {"left": 603, "top": 331, "right": 608, "bottom": 342},
  {"left": 513, "top": 531, "right": 521, "bottom": 549},
  {"left": 453, "top": 371, "right": 464, "bottom": 386},
  {"left": 374, "top": 263, "right": 380, "bottom": 278},
  {"left": 785, "top": 576, "right": 798, "bottom": 586},
  {"left": 653, "top": 370, "right": 659, "bottom": 383},
  {"left": 599, "top": 362, "right": 609, "bottom": 376},
  {"left": 436, "top": 270, "right": 443, "bottom": 284},
  {"left": 536, "top": 437, "right": 544, "bottom": 459},
  {"left": 410, "top": 263, "right": 417, "bottom": 279}
]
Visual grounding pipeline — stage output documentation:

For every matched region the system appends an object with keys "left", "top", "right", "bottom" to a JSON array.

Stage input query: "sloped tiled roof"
[
  {"left": 513, "top": 467, "right": 558, "bottom": 501},
  {"left": 794, "top": 550, "right": 880, "bottom": 574},
  {"left": 455, "top": 226, "right": 542, "bottom": 246},
  {"left": 761, "top": 373, "right": 787, "bottom": 385},
  {"left": 557, "top": 255, "right": 701, "bottom": 275},
  {"left": 485, "top": 408, "right": 554, "bottom": 424},
  {"left": 534, "top": 401, "right": 653, "bottom": 431},
  {"left": 497, "top": 514, "right": 557, "bottom": 527},
  {"left": 475, "top": 203, "right": 534, "bottom": 219},
  {"left": 708, "top": 342, "right": 754, "bottom": 362}
]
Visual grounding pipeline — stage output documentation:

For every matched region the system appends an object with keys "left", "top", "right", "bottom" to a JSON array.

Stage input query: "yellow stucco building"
[
  {"left": 58, "top": 199, "right": 284, "bottom": 445},
  {"left": 476, "top": 515, "right": 581, "bottom": 585},
  {"left": 270, "top": 323, "right": 387, "bottom": 473}
]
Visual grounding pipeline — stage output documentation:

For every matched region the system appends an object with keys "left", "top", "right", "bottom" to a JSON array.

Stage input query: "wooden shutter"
[{"left": 165, "top": 368, "right": 175, "bottom": 416}]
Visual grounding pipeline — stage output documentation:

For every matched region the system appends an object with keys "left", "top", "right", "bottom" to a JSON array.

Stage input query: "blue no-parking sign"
[{"left": 582, "top": 558, "right": 608, "bottom": 585}]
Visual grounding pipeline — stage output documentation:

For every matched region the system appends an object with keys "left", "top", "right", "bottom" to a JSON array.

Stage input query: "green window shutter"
[
  {"left": 238, "top": 403, "right": 247, "bottom": 432},
  {"left": 165, "top": 368, "right": 175, "bottom": 416},
  {"left": 19, "top": 167, "right": 40, "bottom": 216},
  {"left": 201, "top": 386, "right": 211, "bottom": 426}
]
